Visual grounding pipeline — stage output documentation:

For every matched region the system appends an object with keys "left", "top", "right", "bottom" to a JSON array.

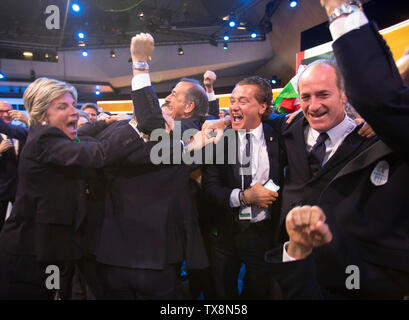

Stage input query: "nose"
[
  {"left": 308, "top": 95, "right": 322, "bottom": 112},
  {"left": 165, "top": 93, "right": 172, "bottom": 102}
]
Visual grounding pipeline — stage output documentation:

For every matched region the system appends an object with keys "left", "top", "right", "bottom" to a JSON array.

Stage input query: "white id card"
[
  {"left": 239, "top": 205, "right": 252, "bottom": 220},
  {"left": 263, "top": 179, "right": 280, "bottom": 192}
]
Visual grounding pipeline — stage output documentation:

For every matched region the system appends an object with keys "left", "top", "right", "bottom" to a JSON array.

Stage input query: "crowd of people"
[{"left": 0, "top": 0, "right": 408, "bottom": 300}]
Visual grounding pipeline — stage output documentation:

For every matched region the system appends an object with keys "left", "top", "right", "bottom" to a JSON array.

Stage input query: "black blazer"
[
  {"left": 0, "top": 123, "right": 144, "bottom": 262},
  {"left": 0, "top": 119, "right": 28, "bottom": 201},
  {"left": 333, "top": 22, "right": 409, "bottom": 162},
  {"left": 265, "top": 113, "right": 409, "bottom": 299},
  {"left": 202, "top": 123, "right": 286, "bottom": 242},
  {"left": 92, "top": 121, "right": 209, "bottom": 270}
]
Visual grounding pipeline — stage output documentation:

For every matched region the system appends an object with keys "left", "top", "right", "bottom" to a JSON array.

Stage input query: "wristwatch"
[
  {"left": 328, "top": 0, "right": 362, "bottom": 25},
  {"left": 132, "top": 60, "right": 149, "bottom": 71}
]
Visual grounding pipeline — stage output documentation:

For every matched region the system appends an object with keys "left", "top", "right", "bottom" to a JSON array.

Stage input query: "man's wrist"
[{"left": 287, "top": 241, "right": 312, "bottom": 260}]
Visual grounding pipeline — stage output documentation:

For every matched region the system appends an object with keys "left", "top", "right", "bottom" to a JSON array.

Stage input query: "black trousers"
[
  {"left": 211, "top": 220, "right": 278, "bottom": 299},
  {"left": 98, "top": 262, "right": 184, "bottom": 300}
]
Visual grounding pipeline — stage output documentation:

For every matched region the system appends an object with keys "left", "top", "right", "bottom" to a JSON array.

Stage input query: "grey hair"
[
  {"left": 180, "top": 78, "right": 209, "bottom": 117},
  {"left": 23, "top": 77, "right": 78, "bottom": 126}
]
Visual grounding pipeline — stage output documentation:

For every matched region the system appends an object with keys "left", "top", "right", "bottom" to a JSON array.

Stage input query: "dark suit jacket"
[
  {"left": 0, "top": 119, "right": 28, "bottom": 201},
  {"left": 264, "top": 113, "right": 409, "bottom": 299},
  {"left": 91, "top": 121, "right": 208, "bottom": 270},
  {"left": 202, "top": 123, "right": 286, "bottom": 243},
  {"left": 0, "top": 123, "right": 143, "bottom": 262},
  {"left": 131, "top": 86, "right": 219, "bottom": 134},
  {"left": 333, "top": 22, "right": 409, "bottom": 162}
]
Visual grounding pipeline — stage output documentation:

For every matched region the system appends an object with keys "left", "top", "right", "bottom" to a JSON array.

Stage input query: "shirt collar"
[
  {"left": 238, "top": 122, "right": 264, "bottom": 142},
  {"left": 310, "top": 114, "right": 356, "bottom": 146}
]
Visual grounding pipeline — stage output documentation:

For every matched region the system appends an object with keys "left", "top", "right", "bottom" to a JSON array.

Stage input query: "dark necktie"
[
  {"left": 308, "top": 132, "right": 329, "bottom": 174},
  {"left": 241, "top": 133, "right": 252, "bottom": 189}
]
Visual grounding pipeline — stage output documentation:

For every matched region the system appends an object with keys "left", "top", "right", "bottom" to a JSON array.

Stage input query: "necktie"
[
  {"left": 241, "top": 133, "right": 252, "bottom": 189},
  {"left": 308, "top": 132, "right": 329, "bottom": 174}
]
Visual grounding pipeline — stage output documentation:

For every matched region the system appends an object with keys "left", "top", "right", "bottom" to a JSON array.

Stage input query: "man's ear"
[
  {"left": 341, "top": 91, "right": 348, "bottom": 106},
  {"left": 184, "top": 101, "right": 195, "bottom": 114},
  {"left": 258, "top": 102, "right": 267, "bottom": 116}
]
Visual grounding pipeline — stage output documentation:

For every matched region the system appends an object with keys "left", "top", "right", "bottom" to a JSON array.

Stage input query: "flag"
[{"left": 273, "top": 65, "right": 305, "bottom": 114}]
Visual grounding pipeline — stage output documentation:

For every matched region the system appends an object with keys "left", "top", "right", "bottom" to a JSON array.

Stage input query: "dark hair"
[
  {"left": 235, "top": 76, "right": 273, "bottom": 120},
  {"left": 81, "top": 102, "right": 99, "bottom": 114},
  {"left": 180, "top": 78, "right": 209, "bottom": 117}
]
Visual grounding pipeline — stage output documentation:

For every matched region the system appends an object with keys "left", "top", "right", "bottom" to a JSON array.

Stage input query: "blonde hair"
[{"left": 23, "top": 77, "right": 78, "bottom": 126}]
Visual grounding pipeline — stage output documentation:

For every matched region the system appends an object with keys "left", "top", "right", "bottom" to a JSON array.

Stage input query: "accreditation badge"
[
  {"left": 370, "top": 160, "right": 389, "bottom": 186},
  {"left": 239, "top": 205, "right": 252, "bottom": 220}
]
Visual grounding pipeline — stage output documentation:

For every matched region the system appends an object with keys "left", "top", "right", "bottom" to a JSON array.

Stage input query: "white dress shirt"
[{"left": 229, "top": 123, "right": 271, "bottom": 222}]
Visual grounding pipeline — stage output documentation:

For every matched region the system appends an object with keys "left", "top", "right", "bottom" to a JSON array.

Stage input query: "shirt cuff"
[
  {"left": 131, "top": 73, "right": 152, "bottom": 91},
  {"left": 329, "top": 11, "right": 369, "bottom": 41},
  {"left": 207, "top": 91, "right": 216, "bottom": 102},
  {"left": 229, "top": 188, "right": 241, "bottom": 208},
  {"left": 282, "top": 241, "right": 296, "bottom": 262},
  {"left": 128, "top": 119, "right": 143, "bottom": 138}
]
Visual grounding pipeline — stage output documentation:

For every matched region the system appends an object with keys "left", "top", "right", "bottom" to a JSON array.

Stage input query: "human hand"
[
  {"left": 243, "top": 182, "right": 278, "bottom": 208},
  {"left": 355, "top": 119, "right": 376, "bottom": 138},
  {"left": 203, "top": 70, "right": 217, "bottom": 93},
  {"left": 0, "top": 139, "right": 13, "bottom": 153},
  {"left": 320, "top": 0, "right": 350, "bottom": 16},
  {"left": 202, "top": 117, "right": 230, "bottom": 144},
  {"left": 162, "top": 110, "right": 174, "bottom": 133},
  {"left": 186, "top": 129, "right": 215, "bottom": 152},
  {"left": 9, "top": 110, "right": 29, "bottom": 125},
  {"left": 286, "top": 205, "right": 333, "bottom": 260},
  {"left": 285, "top": 108, "right": 303, "bottom": 124},
  {"left": 130, "top": 33, "right": 154, "bottom": 62}
]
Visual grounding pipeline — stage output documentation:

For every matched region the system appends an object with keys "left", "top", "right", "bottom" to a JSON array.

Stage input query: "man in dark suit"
[
  {"left": 264, "top": 52, "right": 409, "bottom": 299},
  {"left": 0, "top": 101, "right": 28, "bottom": 231},
  {"left": 202, "top": 76, "right": 286, "bottom": 299}
]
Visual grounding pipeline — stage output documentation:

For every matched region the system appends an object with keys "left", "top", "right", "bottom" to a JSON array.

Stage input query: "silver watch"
[
  {"left": 132, "top": 61, "right": 149, "bottom": 71},
  {"left": 328, "top": 0, "right": 362, "bottom": 25}
]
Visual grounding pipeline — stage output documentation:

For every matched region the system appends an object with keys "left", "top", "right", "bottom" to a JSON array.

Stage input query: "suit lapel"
[
  {"left": 311, "top": 125, "right": 368, "bottom": 181},
  {"left": 263, "top": 123, "right": 277, "bottom": 179},
  {"left": 230, "top": 130, "right": 242, "bottom": 188},
  {"left": 283, "top": 116, "right": 311, "bottom": 181}
]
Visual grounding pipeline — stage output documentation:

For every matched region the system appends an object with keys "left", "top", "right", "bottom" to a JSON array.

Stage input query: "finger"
[
  {"left": 291, "top": 207, "right": 303, "bottom": 228},
  {"left": 296, "top": 205, "right": 311, "bottom": 226},
  {"left": 311, "top": 205, "right": 326, "bottom": 223},
  {"left": 314, "top": 221, "right": 333, "bottom": 244},
  {"left": 286, "top": 209, "right": 296, "bottom": 231},
  {"left": 309, "top": 206, "right": 322, "bottom": 227}
]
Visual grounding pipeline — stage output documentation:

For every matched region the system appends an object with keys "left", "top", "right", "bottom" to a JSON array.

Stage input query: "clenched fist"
[
  {"left": 130, "top": 33, "right": 154, "bottom": 62},
  {"left": 286, "top": 205, "right": 333, "bottom": 260},
  {"left": 203, "top": 70, "right": 217, "bottom": 93}
]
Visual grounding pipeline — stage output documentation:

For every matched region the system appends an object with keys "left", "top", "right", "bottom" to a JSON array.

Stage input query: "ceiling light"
[
  {"left": 82, "top": 49, "right": 88, "bottom": 57},
  {"left": 250, "top": 32, "right": 257, "bottom": 38},
  {"left": 289, "top": 0, "right": 298, "bottom": 8},
  {"left": 223, "top": 42, "right": 228, "bottom": 50},
  {"left": 77, "top": 32, "right": 85, "bottom": 39},
  {"left": 110, "top": 50, "right": 116, "bottom": 58},
  {"left": 23, "top": 51, "right": 33, "bottom": 58},
  {"left": 72, "top": 3, "right": 81, "bottom": 12},
  {"left": 178, "top": 47, "right": 184, "bottom": 55},
  {"left": 223, "top": 34, "right": 230, "bottom": 41},
  {"left": 0, "top": 72, "right": 5, "bottom": 80}
]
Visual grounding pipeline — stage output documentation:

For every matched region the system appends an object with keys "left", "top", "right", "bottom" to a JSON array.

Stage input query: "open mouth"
[
  {"left": 66, "top": 120, "right": 78, "bottom": 133},
  {"left": 232, "top": 113, "right": 244, "bottom": 125}
]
